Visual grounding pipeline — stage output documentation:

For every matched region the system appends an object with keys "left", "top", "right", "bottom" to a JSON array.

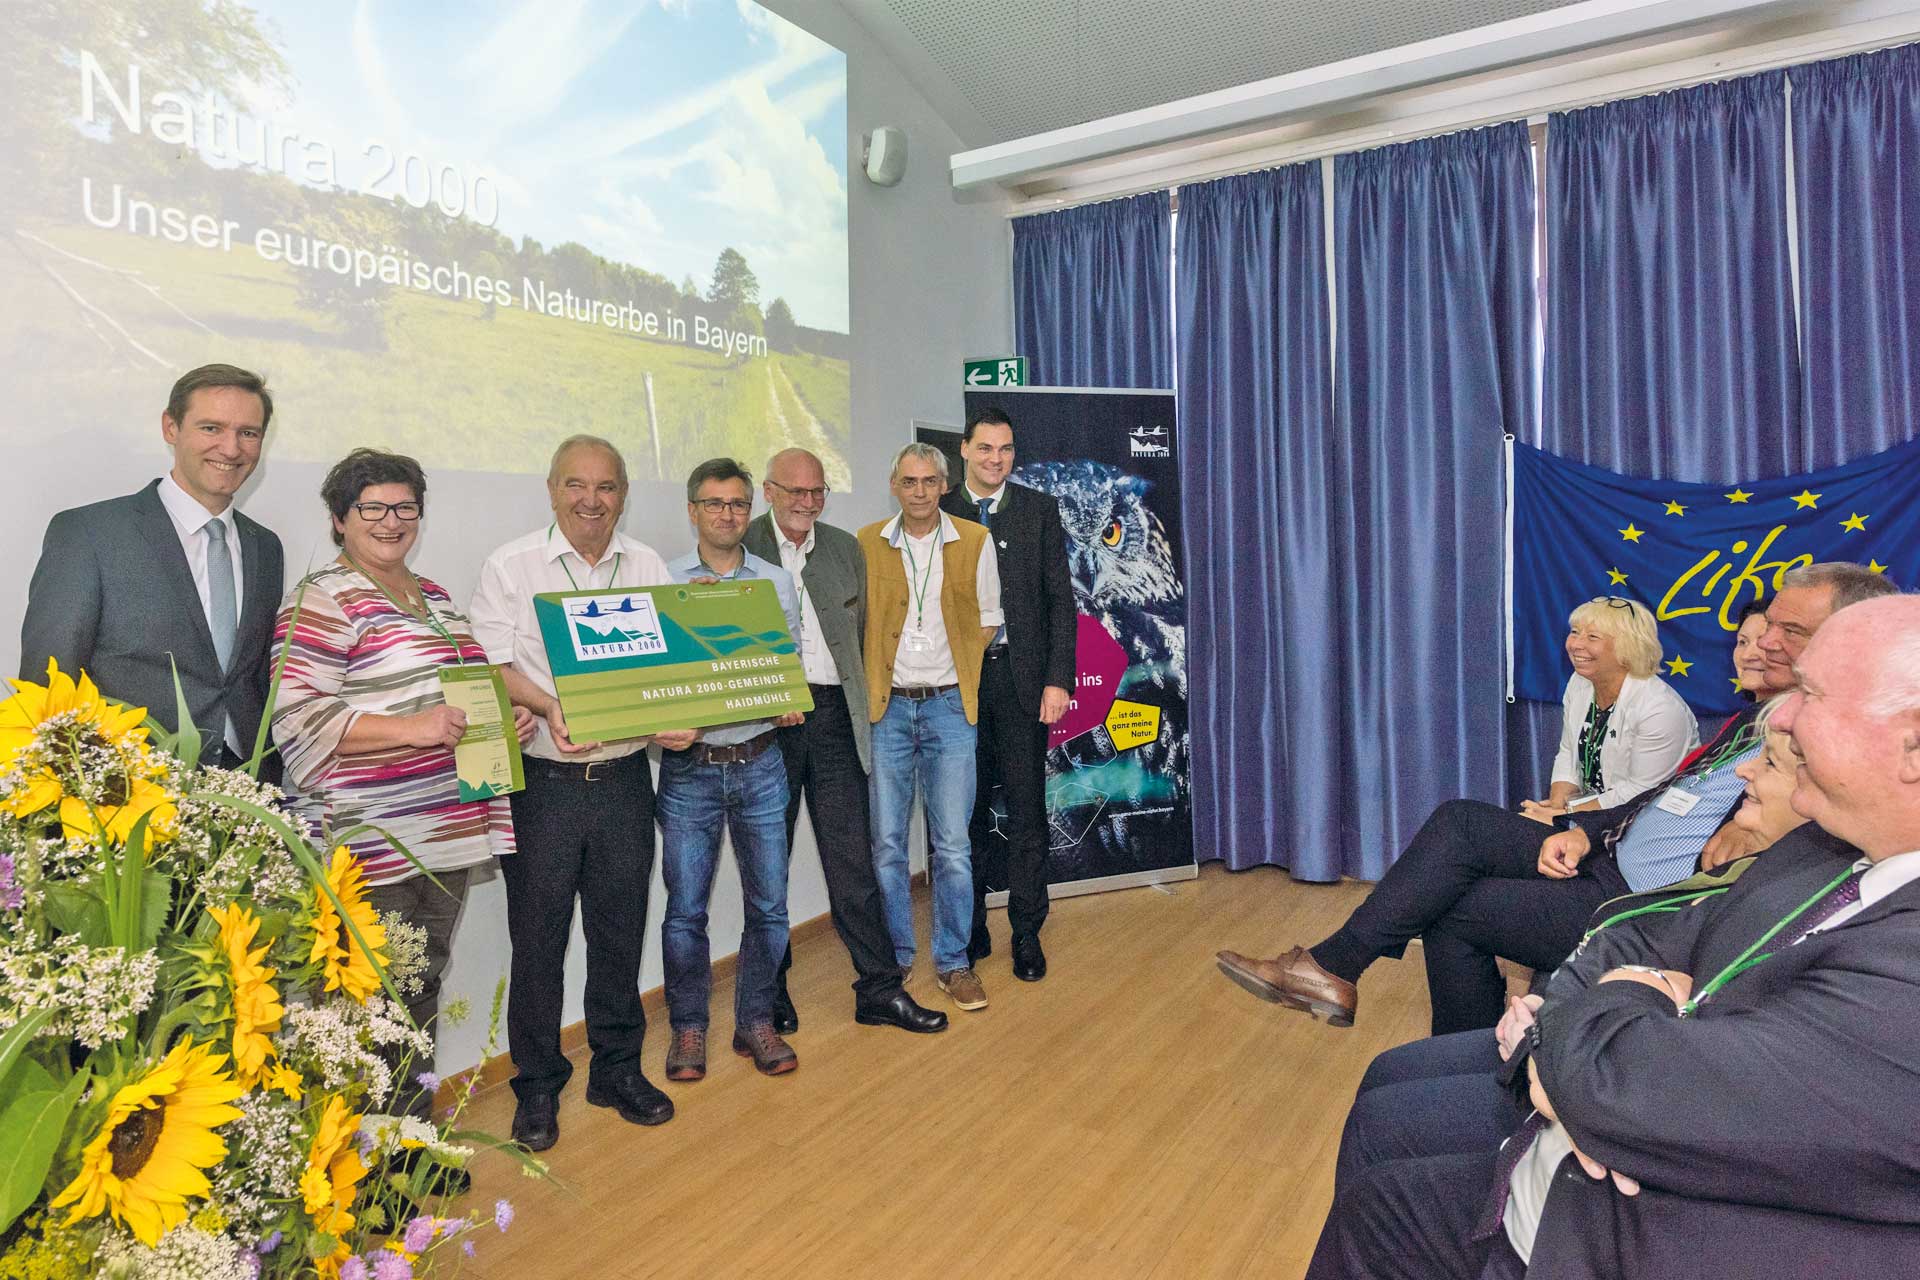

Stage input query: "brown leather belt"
[
  {"left": 687, "top": 728, "right": 779, "bottom": 765},
  {"left": 891, "top": 684, "right": 958, "bottom": 701}
]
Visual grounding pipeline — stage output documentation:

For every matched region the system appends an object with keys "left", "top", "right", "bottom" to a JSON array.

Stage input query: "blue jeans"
[
  {"left": 657, "top": 745, "right": 791, "bottom": 1031},
  {"left": 870, "top": 689, "right": 976, "bottom": 973}
]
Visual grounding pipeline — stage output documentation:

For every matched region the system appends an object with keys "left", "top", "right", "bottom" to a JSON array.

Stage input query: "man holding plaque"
[
  {"left": 861, "top": 442, "right": 1003, "bottom": 1013},
  {"left": 745, "top": 448, "right": 949, "bottom": 1038},
  {"left": 468, "top": 435, "right": 689, "bottom": 1151},
  {"left": 658, "top": 458, "right": 806, "bottom": 1082}
]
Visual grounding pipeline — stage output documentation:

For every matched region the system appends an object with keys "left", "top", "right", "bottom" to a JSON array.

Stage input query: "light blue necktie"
[
  {"left": 976, "top": 497, "right": 993, "bottom": 530},
  {"left": 204, "top": 518, "right": 237, "bottom": 671}
]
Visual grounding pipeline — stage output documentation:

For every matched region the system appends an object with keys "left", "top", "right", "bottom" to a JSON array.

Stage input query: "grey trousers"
[{"left": 368, "top": 865, "right": 473, "bottom": 1118}]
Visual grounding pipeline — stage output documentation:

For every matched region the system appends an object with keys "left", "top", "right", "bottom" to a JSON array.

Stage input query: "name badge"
[
  {"left": 1654, "top": 786, "right": 1703, "bottom": 817},
  {"left": 904, "top": 629, "right": 934, "bottom": 653}
]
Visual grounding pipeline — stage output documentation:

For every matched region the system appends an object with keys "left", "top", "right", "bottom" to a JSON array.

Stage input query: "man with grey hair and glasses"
[{"left": 858, "top": 442, "right": 1003, "bottom": 1013}]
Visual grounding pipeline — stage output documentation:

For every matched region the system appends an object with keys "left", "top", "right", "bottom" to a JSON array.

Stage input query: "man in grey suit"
[
  {"left": 745, "top": 448, "right": 946, "bottom": 1036},
  {"left": 21, "top": 364, "right": 285, "bottom": 771}
]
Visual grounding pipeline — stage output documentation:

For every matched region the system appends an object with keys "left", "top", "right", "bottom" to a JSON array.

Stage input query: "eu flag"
[{"left": 1510, "top": 437, "right": 1919, "bottom": 714}]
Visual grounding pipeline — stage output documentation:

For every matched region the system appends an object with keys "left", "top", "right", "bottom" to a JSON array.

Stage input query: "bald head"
[
  {"left": 764, "top": 448, "right": 828, "bottom": 542},
  {"left": 1773, "top": 594, "right": 1920, "bottom": 859}
]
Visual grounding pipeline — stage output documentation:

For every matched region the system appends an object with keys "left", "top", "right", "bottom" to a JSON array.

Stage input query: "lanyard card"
[
  {"left": 1654, "top": 785, "right": 1703, "bottom": 817},
  {"left": 438, "top": 664, "right": 525, "bottom": 801}
]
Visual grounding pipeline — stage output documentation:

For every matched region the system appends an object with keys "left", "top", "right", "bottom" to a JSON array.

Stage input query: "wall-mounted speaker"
[{"left": 863, "top": 127, "right": 908, "bottom": 186}]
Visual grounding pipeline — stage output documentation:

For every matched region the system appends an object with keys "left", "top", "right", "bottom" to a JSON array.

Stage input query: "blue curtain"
[
  {"left": 1327, "top": 124, "right": 1537, "bottom": 882},
  {"left": 1512, "top": 73, "right": 1801, "bottom": 798},
  {"left": 1012, "top": 191, "right": 1172, "bottom": 387},
  {"left": 1792, "top": 45, "right": 1920, "bottom": 457},
  {"left": 1175, "top": 164, "right": 1338, "bottom": 874}
]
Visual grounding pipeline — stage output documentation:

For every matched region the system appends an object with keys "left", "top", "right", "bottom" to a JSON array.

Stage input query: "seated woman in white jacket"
[{"left": 1519, "top": 595, "right": 1697, "bottom": 822}]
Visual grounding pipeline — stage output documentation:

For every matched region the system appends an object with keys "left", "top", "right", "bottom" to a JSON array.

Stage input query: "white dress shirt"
[
  {"left": 881, "top": 510, "right": 1003, "bottom": 688},
  {"left": 774, "top": 524, "right": 840, "bottom": 686},
  {"left": 157, "top": 472, "right": 245, "bottom": 752},
  {"left": 964, "top": 483, "right": 1009, "bottom": 647},
  {"left": 467, "top": 524, "right": 673, "bottom": 763}
]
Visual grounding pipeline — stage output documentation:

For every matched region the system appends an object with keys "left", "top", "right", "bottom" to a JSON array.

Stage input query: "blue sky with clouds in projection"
[{"left": 243, "top": 0, "right": 848, "bottom": 331}]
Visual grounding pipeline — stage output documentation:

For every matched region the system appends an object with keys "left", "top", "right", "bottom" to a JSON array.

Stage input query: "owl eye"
[{"left": 1101, "top": 518, "right": 1124, "bottom": 548}]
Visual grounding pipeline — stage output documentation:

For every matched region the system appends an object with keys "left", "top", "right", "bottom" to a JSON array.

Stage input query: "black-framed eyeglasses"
[
  {"left": 352, "top": 501, "right": 422, "bottom": 522},
  {"left": 1587, "top": 596, "right": 1633, "bottom": 609},
  {"left": 693, "top": 498, "right": 753, "bottom": 515},
  {"left": 768, "top": 480, "right": 831, "bottom": 503}
]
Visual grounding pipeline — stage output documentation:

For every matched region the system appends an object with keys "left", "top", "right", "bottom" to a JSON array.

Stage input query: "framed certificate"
[{"left": 533, "top": 580, "right": 814, "bottom": 741}]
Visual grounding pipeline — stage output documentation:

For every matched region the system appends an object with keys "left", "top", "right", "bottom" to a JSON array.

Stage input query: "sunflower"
[
  {"left": 58, "top": 773, "right": 179, "bottom": 847},
  {"left": 0, "top": 659, "right": 150, "bottom": 767},
  {"left": 207, "top": 903, "right": 285, "bottom": 1088},
  {"left": 310, "top": 847, "right": 387, "bottom": 1003},
  {"left": 48, "top": 1037, "right": 243, "bottom": 1246},
  {"left": 301, "top": 1094, "right": 369, "bottom": 1277}
]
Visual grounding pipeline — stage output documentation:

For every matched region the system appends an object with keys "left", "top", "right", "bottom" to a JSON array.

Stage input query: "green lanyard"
[
  {"left": 551, "top": 523, "right": 621, "bottom": 591},
  {"left": 900, "top": 532, "right": 937, "bottom": 630},
  {"left": 1577, "top": 887, "right": 1731, "bottom": 952},
  {"left": 1692, "top": 723, "right": 1761, "bottom": 778},
  {"left": 343, "top": 553, "right": 465, "bottom": 666},
  {"left": 1679, "top": 863, "right": 1862, "bottom": 1016}
]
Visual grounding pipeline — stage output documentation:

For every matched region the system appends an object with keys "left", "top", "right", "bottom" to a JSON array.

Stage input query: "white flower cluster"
[
  {"left": 163, "top": 767, "right": 306, "bottom": 906},
  {"left": 208, "top": 1091, "right": 305, "bottom": 1238},
  {"left": 97, "top": 1223, "right": 253, "bottom": 1280},
  {"left": 360, "top": 1112, "right": 475, "bottom": 1164},
  {"left": 0, "top": 935, "right": 160, "bottom": 1048},
  {"left": 381, "top": 913, "right": 428, "bottom": 999},
  {"left": 277, "top": 995, "right": 430, "bottom": 1108}
]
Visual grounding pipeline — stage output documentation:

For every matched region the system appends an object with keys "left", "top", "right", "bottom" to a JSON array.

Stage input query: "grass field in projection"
[{"left": 3, "top": 221, "right": 851, "bottom": 487}]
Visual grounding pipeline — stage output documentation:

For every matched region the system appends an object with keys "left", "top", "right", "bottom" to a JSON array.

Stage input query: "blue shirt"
[
  {"left": 665, "top": 547, "right": 801, "bottom": 745},
  {"left": 1612, "top": 741, "right": 1763, "bottom": 891}
]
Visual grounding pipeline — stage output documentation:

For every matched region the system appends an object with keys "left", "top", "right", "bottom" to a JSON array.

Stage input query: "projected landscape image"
[{"left": 0, "top": 0, "right": 850, "bottom": 487}]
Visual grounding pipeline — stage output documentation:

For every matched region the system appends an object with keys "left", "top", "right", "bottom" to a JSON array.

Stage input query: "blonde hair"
[{"left": 1567, "top": 597, "right": 1663, "bottom": 679}]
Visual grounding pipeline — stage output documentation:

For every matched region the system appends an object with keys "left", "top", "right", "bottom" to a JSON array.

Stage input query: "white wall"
[{"left": 0, "top": 1, "right": 1011, "bottom": 1075}]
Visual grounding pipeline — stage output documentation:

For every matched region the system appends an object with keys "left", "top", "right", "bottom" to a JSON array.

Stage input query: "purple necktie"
[
  {"left": 1779, "top": 866, "right": 1869, "bottom": 949},
  {"left": 1471, "top": 1110, "right": 1553, "bottom": 1242}
]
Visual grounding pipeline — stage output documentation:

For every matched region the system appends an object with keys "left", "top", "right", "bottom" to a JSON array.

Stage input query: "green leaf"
[
  {"left": 0, "top": 1010, "right": 54, "bottom": 1092},
  {"left": 0, "top": 1056, "right": 56, "bottom": 1118},
  {"left": 248, "top": 581, "right": 307, "bottom": 778},
  {"left": 41, "top": 883, "right": 110, "bottom": 945},
  {"left": 170, "top": 654, "right": 203, "bottom": 770},
  {"left": 0, "top": 1068, "right": 87, "bottom": 1234},
  {"left": 136, "top": 868, "right": 171, "bottom": 951}
]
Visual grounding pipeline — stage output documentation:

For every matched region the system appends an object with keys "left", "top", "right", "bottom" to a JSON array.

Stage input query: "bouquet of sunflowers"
[{"left": 0, "top": 661, "right": 522, "bottom": 1279}]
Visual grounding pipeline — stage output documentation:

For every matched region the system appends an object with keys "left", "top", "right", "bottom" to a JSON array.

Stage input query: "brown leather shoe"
[
  {"left": 731, "top": 1022, "right": 798, "bottom": 1076},
  {"left": 665, "top": 1026, "right": 707, "bottom": 1081},
  {"left": 1215, "top": 947, "right": 1358, "bottom": 1027}
]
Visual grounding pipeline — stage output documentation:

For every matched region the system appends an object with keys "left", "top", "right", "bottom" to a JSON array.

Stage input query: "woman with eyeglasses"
[
  {"left": 1518, "top": 595, "right": 1698, "bottom": 823},
  {"left": 271, "top": 448, "right": 536, "bottom": 1136}
]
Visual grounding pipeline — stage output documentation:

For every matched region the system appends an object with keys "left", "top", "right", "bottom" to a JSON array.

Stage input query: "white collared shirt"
[
  {"left": 882, "top": 510, "right": 1003, "bottom": 688},
  {"left": 1809, "top": 849, "right": 1920, "bottom": 933},
  {"left": 157, "top": 473, "right": 245, "bottom": 752},
  {"left": 964, "top": 482, "right": 1006, "bottom": 516},
  {"left": 774, "top": 524, "right": 840, "bottom": 686},
  {"left": 468, "top": 524, "right": 673, "bottom": 762}
]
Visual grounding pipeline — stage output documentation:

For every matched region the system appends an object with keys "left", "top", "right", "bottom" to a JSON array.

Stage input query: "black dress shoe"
[
  {"left": 854, "top": 989, "right": 949, "bottom": 1033},
  {"left": 772, "top": 988, "right": 800, "bottom": 1036},
  {"left": 586, "top": 1070, "right": 674, "bottom": 1126},
  {"left": 511, "top": 1092, "right": 559, "bottom": 1152},
  {"left": 1012, "top": 933, "right": 1047, "bottom": 982}
]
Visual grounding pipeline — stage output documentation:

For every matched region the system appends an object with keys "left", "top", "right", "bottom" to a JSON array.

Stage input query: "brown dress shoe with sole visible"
[
  {"left": 732, "top": 1022, "right": 798, "bottom": 1075},
  {"left": 1215, "top": 947, "right": 1358, "bottom": 1027}
]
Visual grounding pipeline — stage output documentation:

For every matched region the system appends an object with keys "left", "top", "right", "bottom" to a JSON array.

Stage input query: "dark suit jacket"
[
  {"left": 940, "top": 480, "right": 1076, "bottom": 715},
  {"left": 742, "top": 513, "right": 871, "bottom": 771},
  {"left": 20, "top": 479, "right": 284, "bottom": 761},
  {"left": 1526, "top": 824, "right": 1920, "bottom": 1277}
]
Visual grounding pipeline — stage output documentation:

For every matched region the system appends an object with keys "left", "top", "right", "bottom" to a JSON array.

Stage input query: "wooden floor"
[{"left": 458, "top": 862, "right": 1439, "bottom": 1280}]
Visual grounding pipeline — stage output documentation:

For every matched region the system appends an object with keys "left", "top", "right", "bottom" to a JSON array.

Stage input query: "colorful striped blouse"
[{"left": 271, "top": 561, "right": 515, "bottom": 884}]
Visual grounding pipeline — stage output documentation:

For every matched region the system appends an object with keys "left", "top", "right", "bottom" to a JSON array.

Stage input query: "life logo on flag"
[{"left": 1510, "top": 436, "right": 1919, "bottom": 714}]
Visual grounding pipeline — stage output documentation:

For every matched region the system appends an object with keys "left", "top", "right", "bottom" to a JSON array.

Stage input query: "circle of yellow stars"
[{"left": 1609, "top": 485, "right": 1889, "bottom": 682}]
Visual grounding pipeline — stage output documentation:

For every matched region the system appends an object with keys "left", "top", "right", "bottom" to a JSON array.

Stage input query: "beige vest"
[{"left": 857, "top": 517, "right": 989, "bottom": 724}]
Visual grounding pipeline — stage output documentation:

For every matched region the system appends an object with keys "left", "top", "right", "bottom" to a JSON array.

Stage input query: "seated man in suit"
[
  {"left": 1216, "top": 561, "right": 1895, "bottom": 1035},
  {"left": 1313, "top": 593, "right": 1920, "bottom": 1280},
  {"left": 21, "top": 364, "right": 285, "bottom": 770}
]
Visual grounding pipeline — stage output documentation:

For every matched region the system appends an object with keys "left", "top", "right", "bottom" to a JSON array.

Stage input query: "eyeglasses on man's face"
[
  {"left": 768, "top": 480, "right": 830, "bottom": 503},
  {"left": 693, "top": 498, "right": 754, "bottom": 515},
  {"left": 352, "top": 501, "right": 422, "bottom": 521}
]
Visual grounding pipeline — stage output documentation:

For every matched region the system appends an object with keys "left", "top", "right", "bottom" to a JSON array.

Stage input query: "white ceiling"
[{"left": 838, "top": 0, "right": 1591, "bottom": 146}]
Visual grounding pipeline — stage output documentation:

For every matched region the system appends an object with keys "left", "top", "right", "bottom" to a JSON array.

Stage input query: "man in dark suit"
[
  {"left": 744, "top": 448, "right": 946, "bottom": 1037},
  {"left": 940, "top": 406, "right": 1077, "bottom": 981},
  {"left": 1314, "top": 593, "right": 1920, "bottom": 1280},
  {"left": 21, "top": 364, "right": 285, "bottom": 771}
]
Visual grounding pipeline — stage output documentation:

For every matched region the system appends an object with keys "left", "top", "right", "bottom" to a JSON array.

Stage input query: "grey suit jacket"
[
  {"left": 20, "top": 479, "right": 285, "bottom": 763},
  {"left": 744, "top": 513, "right": 871, "bottom": 771}
]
